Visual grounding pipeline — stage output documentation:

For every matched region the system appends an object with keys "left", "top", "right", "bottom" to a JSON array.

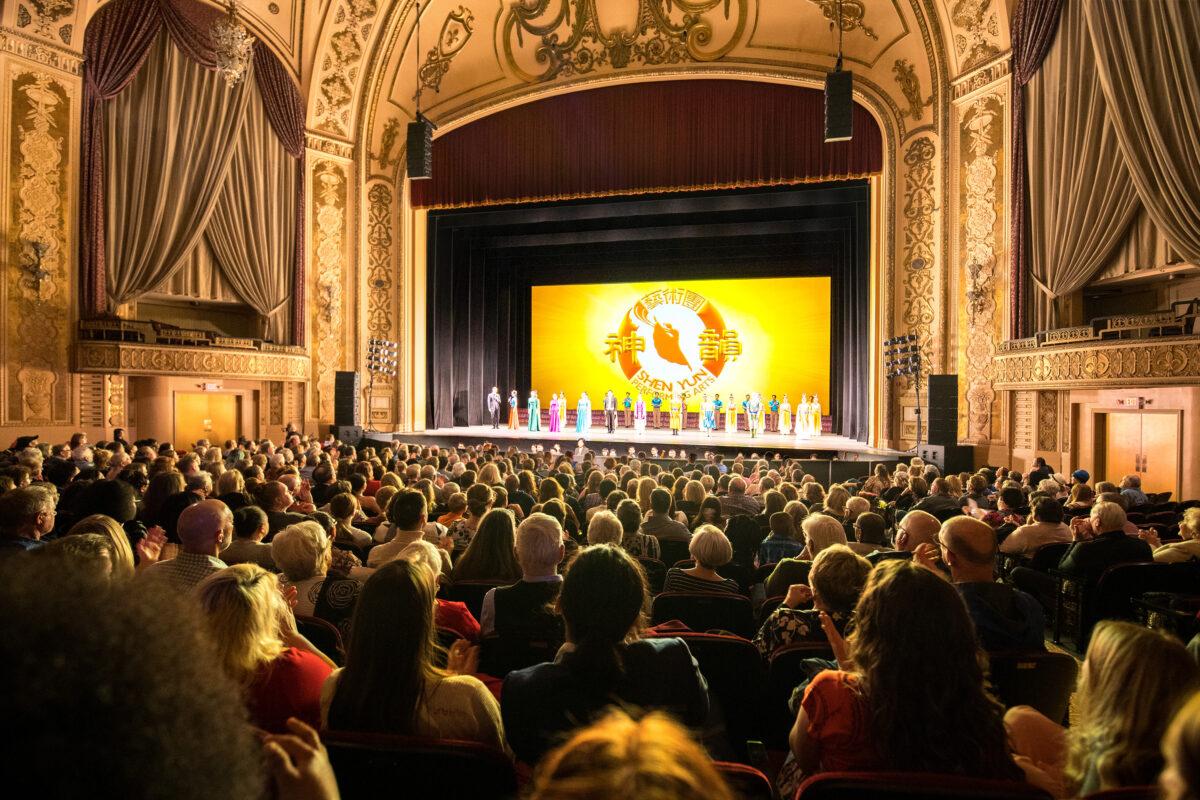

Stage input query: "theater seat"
[
  {"left": 651, "top": 591, "right": 756, "bottom": 638},
  {"left": 1081, "top": 788, "right": 1159, "bottom": 800},
  {"left": 795, "top": 771, "right": 1053, "bottom": 800},
  {"left": 439, "top": 580, "right": 512, "bottom": 621},
  {"left": 323, "top": 731, "right": 517, "bottom": 799},
  {"left": 478, "top": 633, "right": 561, "bottom": 678},
  {"left": 637, "top": 556, "right": 667, "bottom": 594},
  {"left": 714, "top": 761, "right": 774, "bottom": 800},
  {"left": 296, "top": 614, "right": 345, "bottom": 666},
  {"left": 765, "top": 641, "right": 835, "bottom": 748},
  {"left": 987, "top": 651, "right": 1078, "bottom": 724},
  {"left": 645, "top": 631, "right": 765, "bottom": 761}
]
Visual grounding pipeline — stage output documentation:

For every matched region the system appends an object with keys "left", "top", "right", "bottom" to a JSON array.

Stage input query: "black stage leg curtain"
[{"left": 426, "top": 182, "right": 873, "bottom": 441}]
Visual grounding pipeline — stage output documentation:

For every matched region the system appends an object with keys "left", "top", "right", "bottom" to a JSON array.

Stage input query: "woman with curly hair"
[{"left": 783, "top": 559, "right": 1021, "bottom": 795}]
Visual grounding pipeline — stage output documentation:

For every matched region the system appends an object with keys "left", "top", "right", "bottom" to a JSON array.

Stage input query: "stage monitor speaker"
[
  {"left": 407, "top": 116, "right": 434, "bottom": 180},
  {"left": 334, "top": 371, "right": 360, "bottom": 426},
  {"left": 917, "top": 443, "right": 974, "bottom": 474},
  {"left": 328, "top": 424, "right": 363, "bottom": 443},
  {"left": 824, "top": 69, "right": 854, "bottom": 142},
  {"left": 927, "top": 374, "right": 959, "bottom": 446}
]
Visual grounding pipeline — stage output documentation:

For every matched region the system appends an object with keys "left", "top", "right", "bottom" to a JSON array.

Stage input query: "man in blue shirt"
[
  {"left": 0, "top": 485, "right": 54, "bottom": 553},
  {"left": 651, "top": 393, "right": 663, "bottom": 428}
]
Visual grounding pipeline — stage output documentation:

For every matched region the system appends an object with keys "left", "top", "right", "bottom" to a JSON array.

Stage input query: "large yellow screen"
[{"left": 530, "top": 277, "right": 831, "bottom": 411}]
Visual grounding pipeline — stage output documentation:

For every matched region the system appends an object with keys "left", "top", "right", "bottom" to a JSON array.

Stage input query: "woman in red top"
[
  {"left": 198, "top": 563, "right": 337, "bottom": 733},
  {"left": 782, "top": 560, "right": 1021, "bottom": 795}
]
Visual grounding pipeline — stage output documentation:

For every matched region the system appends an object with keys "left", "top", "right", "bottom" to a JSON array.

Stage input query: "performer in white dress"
[
  {"left": 700, "top": 394, "right": 716, "bottom": 436},
  {"left": 778, "top": 394, "right": 792, "bottom": 434},
  {"left": 747, "top": 392, "right": 764, "bottom": 438},
  {"left": 633, "top": 393, "right": 647, "bottom": 434},
  {"left": 796, "top": 393, "right": 811, "bottom": 439},
  {"left": 810, "top": 393, "right": 822, "bottom": 438},
  {"left": 724, "top": 393, "right": 738, "bottom": 434}
]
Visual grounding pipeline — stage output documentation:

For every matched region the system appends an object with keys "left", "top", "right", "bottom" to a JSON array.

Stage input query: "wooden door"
[
  {"left": 174, "top": 393, "right": 241, "bottom": 447},
  {"left": 1139, "top": 412, "right": 1181, "bottom": 496},
  {"left": 1102, "top": 412, "right": 1143, "bottom": 485}
]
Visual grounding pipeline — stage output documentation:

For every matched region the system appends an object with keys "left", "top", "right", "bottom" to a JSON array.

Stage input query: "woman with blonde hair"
[
  {"left": 528, "top": 709, "right": 734, "bottom": 800},
  {"left": 478, "top": 462, "right": 502, "bottom": 487},
  {"left": 636, "top": 476, "right": 656, "bottom": 516},
  {"left": 1007, "top": 620, "right": 1199, "bottom": 797},
  {"left": 216, "top": 469, "right": 245, "bottom": 497},
  {"left": 1161, "top": 691, "right": 1200, "bottom": 800},
  {"left": 802, "top": 481, "right": 826, "bottom": 509},
  {"left": 197, "top": 563, "right": 335, "bottom": 733},
  {"left": 662, "top": 525, "right": 739, "bottom": 595},
  {"left": 1142, "top": 508, "right": 1200, "bottom": 564},
  {"left": 65, "top": 514, "right": 138, "bottom": 580},
  {"left": 822, "top": 485, "right": 850, "bottom": 522}
]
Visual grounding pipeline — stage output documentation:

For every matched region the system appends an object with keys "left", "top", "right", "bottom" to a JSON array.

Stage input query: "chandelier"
[{"left": 212, "top": 0, "right": 255, "bottom": 86}]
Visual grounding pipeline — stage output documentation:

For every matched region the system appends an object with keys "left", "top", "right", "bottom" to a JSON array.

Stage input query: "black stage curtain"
[{"left": 426, "top": 182, "right": 872, "bottom": 441}]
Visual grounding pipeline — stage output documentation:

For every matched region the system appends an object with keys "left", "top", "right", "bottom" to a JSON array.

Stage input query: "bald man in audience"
[
  {"left": 894, "top": 509, "right": 940, "bottom": 552},
  {"left": 143, "top": 500, "right": 232, "bottom": 592},
  {"left": 913, "top": 516, "right": 1044, "bottom": 651}
]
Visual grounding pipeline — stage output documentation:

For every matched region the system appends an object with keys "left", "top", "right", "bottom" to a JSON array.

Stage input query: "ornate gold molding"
[
  {"left": 894, "top": 58, "right": 931, "bottom": 121},
  {"left": 305, "top": 133, "right": 355, "bottom": 160},
  {"left": 0, "top": 28, "right": 81, "bottom": 74},
  {"left": 951, "top": 51, "right": 1010, "bottom": 99},
  {"left": 993, "top": 337, "right": 1200, "bottom": 390},
  {"left": 950, "top": 0, "right": 1000, "bottom": 72},
  {"left": 312, "top": 160, "right": 348, "bottom": 421},
  {"left": 311, "top": 0, "right": 381, "bottom": 135},
  {"left": 366, "top": 181, "right": 394, "bottom": 385},
  {"left": 901, "top": 136, "right": 937, "bottom": 378},
  {"left": 74, "top": 342, "right": 310, "bottom": 381},
  {"left": 418, "top": 6, "right": 473, "bottom": 93}
]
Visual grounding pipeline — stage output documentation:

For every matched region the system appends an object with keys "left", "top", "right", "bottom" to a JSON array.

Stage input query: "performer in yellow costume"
[
  {"left": 669, "top": 393, "right": 683, "bottom": 435},
  {"left": 779, "top": 394, "right": 792, "bottom": 434},
  {"left": 558, "top": 389, "right": 567, "bottom": 430},
  {"left": 810, "top": 393, "right": 822, "bottom": 437},
  {"left": 724, "top": 393, "right": 738, "bottom": 433}
]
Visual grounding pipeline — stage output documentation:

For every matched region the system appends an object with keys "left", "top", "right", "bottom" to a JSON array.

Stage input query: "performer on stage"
[
  {"left": 634, "top": 393, "right": 647, "bottom": 434},
  {"left": 779, "top": 394, "right": 792, "bottom": 434},
  {"left": 487, "top": 386, "right": 501, "bottom": 429},
  {"left": 810, "top": 393, "right": 822, "bottom": 437},
  {"left": 622, "top": 391, "right": 632, "bottom": 427},
  {"left": 507, "top": 390, "right": 520, "bottom": 429},
  {"left": 747, "top": 392, "right": 763, "bottom": 438},
  {"left": 768, "top": 394, "right": 780, "bottom": 432},
  {"left": 558, "top": 389, "right": 567, "bottom": 430},
  {"left": 604, "top": 390, "right": 617, "bottom": 433},
  {"left": 725, "top": 393, "right": 738, "bottom": 434},
  {"left": 796, "top": 393, "right": 811, "bottom": 439},
  {"left": 700, "top": 394, "right": 716, "bottom": 437},
  {"left": 576, "top": 392, "right": 591, "bottom": 434},
  {"left": 651, "top": 392, "right": 663, "bottom": 428},
  {"left": 668, "top": 392, "right": 683, "bottom": 436},
  {"left": 527, "top": 390, "right": 541, "bottom": 432},
  {"left": 548, "top": 393, "right": 561, "bottom": 433}
]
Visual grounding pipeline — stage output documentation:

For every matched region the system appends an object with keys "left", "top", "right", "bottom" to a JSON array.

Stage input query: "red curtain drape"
[
  {"left": 409, "top": 80, "right": 883, "bottom": 208},
  {"left": 80, "top": 0, "right": 306, "bottom": 344},
  {"left": 1009, "top": 0, "right": 1065, "bottom": 338}
]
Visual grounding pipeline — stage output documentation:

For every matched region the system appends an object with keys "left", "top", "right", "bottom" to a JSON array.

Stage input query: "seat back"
[
  {"left": 757, "top": 595, "right": 786, "bottom": 627},
  {"left": 726, "top": 515, "right": 764, "bottom": 566},
  {"left": 296, "top": 614, "right": 345, "bottom": 666},
  {"left": 765, "top": 641, "right": 835, "bottom": 748},
  {"left": 439, "top": 580, "right": 510, "bottom": 620},
  {"left": 650, "top": 592, "right": 756, "bottom": 638},
  {"left": 1086, "top": 562, "right": 1200, "bottom": 645},
  {"left": 637, "top": 556, "right": 667, "bottom": 594},
  {"left": 796, "top": 771, "right": 1053, "bottom": 800},
  {"left": 322, "top": 730, "right": 517, "bottom": 800},
  {"left": 647, "top": 631, "right": 765, "bottom": 759},
  {"left": 671, "top": 559, "right": 753, "bottom": 595},
  {"left": 478, "top": 634, "right": 561, "bottom": 678},
  {"left": 868, "top": 550, "right": 913, "bottom": 565},
  {"left": 1028, "top": 542, "right": 1071, "bottom": 573},
  {"left": 987, "top": 651, "right": 1078, "bottom": 724},
  {"left": 1081, "top": 787, "right": 1160, "bottom": 800},
  {"left": 713, "top": 761, "right": 773, "bottom": 800},
  {"left": 658, "top": 538, "right": 692, "bottom": 569}
]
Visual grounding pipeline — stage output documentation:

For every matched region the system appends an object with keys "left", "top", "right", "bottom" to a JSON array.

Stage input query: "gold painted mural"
[
  {"left": 311, "top": 160, "right": 349, "bottom": 422},
  {"left": 7, "top": 69, "right": 71, "bottom": 425}
]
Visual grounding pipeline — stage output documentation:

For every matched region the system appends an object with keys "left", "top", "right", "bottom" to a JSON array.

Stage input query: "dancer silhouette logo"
[{"left": 603, "top": 288, "right": 741, "bottom": 398}]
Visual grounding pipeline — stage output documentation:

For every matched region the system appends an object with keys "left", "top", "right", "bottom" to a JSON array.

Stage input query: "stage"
[{"left": 365, "top": 425, "right": 907, "bottom": 475}]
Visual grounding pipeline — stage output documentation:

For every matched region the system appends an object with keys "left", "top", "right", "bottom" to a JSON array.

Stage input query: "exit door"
[{"left": 1096, "top": 410, "right": 1181, "bottom": 497}]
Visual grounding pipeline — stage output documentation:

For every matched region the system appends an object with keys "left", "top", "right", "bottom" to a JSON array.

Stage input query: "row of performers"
[{"left": 487, "top": 388, "right": 824, "bottom": 438}]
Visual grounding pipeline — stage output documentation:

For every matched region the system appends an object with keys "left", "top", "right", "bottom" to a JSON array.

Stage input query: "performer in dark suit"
[
  {"left": 603, "top": 390, "right": 618, "bottom": 433},
  {"left": 486, "top": 386, "right": 502, "bottom": 429}
]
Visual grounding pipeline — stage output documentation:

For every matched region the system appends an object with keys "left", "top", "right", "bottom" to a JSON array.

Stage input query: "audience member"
[
  {"left": 220, "top": 505, "right": 276, "bottom": 570},
  {"left": 759, "top": 511, "right": 804, "bottom": 564},
  {"left": 452, "top": 507, "right": 522, "bottom": 583},
  {"left": 755, "top": 544, "right": 870, "bottom": 657},
  {"left": 143, "top": 500, "right": 232, "bottom": 591},
  {"left": 1141, "top": 508, "right": 1200, "bottom": 563},
  {"left": 272, "top": 520, "right": 363, "bottom": 639},
  {"left": 1001, "top": 497, "right": 1072, "bottom": 554},
  {"left": 641, "top": 487, "right": 692, "bottom": 542},
  {"left": 662, "top": 524, "right": 739, "bottom": 594},
  {"left": 1161, "top": 690, "right": 1200, "bottom": 800},
  {"left": 480, "top": 513, "right": 565, "bottom": 639},
  {"left": 615, "top": 498, "right": 661, "bottom": 559},
  {"left": 801, "top": 513, "right": 849, "bottom": 559},
  {"left": 0, "top": 485, "right": 55, "bottom": 552}
]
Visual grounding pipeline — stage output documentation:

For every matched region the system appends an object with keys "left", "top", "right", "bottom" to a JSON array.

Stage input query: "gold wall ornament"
[
  {"left": 15, "top": 0, "right": 74, "bottom": 45},
  {"left": 106, "top": 374, "right": 126, "bottom": 428},
  {"left": 501, "top": 0, "right": 748, "bottom": 83},
  {"left": 993, "top": 338, "right": 1200, "bottom": 390},
  {"left": 73, "top": 341, "right": 311, "bottom": 381},
  {"left": 7, "top": 71, "right": 71, "bottom": 425},
  {"left": 1, "top": 30, "right": 82, "bottom": 74},
  {"left": 1036, "top": 389, "right": 1057, "bottom": 451},
  {"left": 313, "top": 0, "right": 380, "bottom": 134},
  {"left": 305, "top": 133, "right": 355, "bottom": 159},
  {"left": 893, "top": 58, "right": 930, "bottom": 121},
  {"left": 958, "top": 93, "right": 1003, "bottom": 443},
  {"left": 418, "top": 6, "right": 474, "bottom": 93},
  {"left": 806, "top": 0, "right": 877, "bottom": 41},
  {"left": 366, "top": 182, "right": 394, "bottom": 385},
  {"left": 901, "top": 136, "right": 937, "bottom": 385},
  {"left": 950, "top": 0, "right": 999, "bottom": 72},
  {"left": 312, "top": 160, "right": 348, "bottom": 422},
  {"left": 374, "top": 118, "right": 401, "bottom": 168}
]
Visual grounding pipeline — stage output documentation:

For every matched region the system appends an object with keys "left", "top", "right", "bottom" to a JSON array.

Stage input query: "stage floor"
[{"left": 369, "top": 425, "right": 905, "bottom": 462}]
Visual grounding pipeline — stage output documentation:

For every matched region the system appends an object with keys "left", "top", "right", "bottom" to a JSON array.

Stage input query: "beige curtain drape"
[
  {"left": 1084, "top": 0, "right": 1200, "bottom": 265},
  {"left": 104, "top": 31, "right": 250, "bottom": 307},
  {"left": 153, "top": 237, "right": 242, "bottom": 302},
  {"left": 1027, "top": 0, "right": 1140, "bottom": 330},
  {"left": 204, "top": 90, "right": 296, "bottom": 342}
]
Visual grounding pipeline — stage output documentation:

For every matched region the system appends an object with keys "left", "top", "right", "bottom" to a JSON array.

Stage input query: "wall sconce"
[{"left": 21, "top": 240, "right": 50, "bottom": 292}]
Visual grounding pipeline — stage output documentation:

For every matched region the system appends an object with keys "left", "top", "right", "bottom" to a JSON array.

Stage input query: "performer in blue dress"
[
  {"left": 622, "top": 391, "right": 633, "bottom": 427},
  {"left": 746, "top": 392, "right": 763, "bottom": 438},
  {"left": 700, "top": 394, "right": 716, "bottom": 437},
  {"left": 575, "top": 392, "right": 591, "bottom": 433},
  {"left": 527, "top": 390, "right": 541, "bottom": 432}
]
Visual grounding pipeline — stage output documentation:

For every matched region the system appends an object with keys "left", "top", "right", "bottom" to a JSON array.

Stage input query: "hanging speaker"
[
  {"left": 407, "top": 115, "right": 435, "bottom": 180},
  {"left": 824, "top": 68, "right": 853, "bottom": 142}
]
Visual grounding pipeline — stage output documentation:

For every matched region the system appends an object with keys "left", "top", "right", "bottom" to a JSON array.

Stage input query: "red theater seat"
[
  {"left": 795, "top": 771, "right": 1053, "bottom": 800},
  {"left": 714, "top": 761, "right": 774, "bottom": 800}
]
